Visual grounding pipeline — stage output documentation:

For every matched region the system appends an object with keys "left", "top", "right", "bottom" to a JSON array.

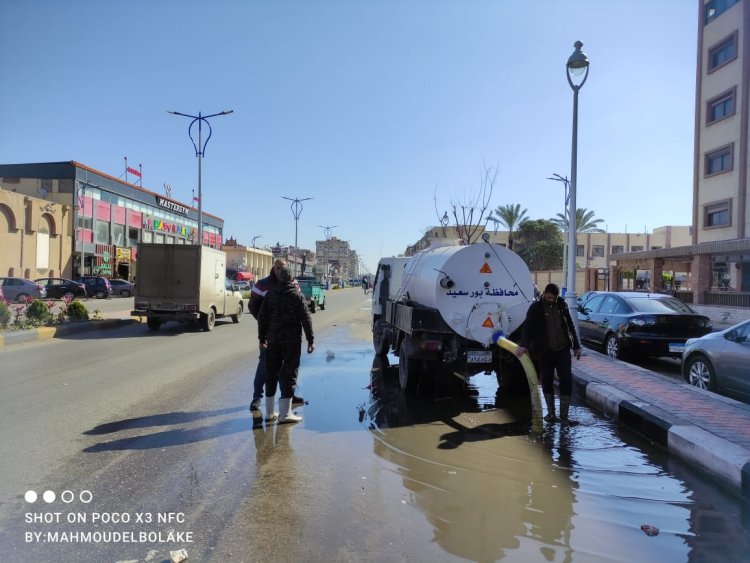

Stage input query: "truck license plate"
[
  {"left": 467, "top": 350, "right": 492, "bottom": 363},
  {"left": 668, "top": 342, "right": 685, "bottom": 353}
]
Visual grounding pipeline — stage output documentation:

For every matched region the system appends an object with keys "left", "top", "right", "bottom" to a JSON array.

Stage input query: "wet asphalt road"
[{"left": 1, "top": 289, "right": 749, "bottom": 562}]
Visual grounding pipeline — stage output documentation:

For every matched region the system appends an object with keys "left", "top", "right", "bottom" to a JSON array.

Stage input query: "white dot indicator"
[
  {"left": 61, "top": 490, "right": 75, "bottom": 503},
  {"left": 43, "top": 490, "right": 56, "bottom": 503},
  {"left": 80, "top": 490, "right": 92, "bottom": 503},
  {"left": 24, "top": 490, "right": 38, "bottom": 503}
]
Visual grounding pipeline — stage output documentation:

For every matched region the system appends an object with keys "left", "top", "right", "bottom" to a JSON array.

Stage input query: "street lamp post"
[
  {"left": 548, "top": 173, "right": 570, "bottom": 293},
  {"left": 564, "top": 40, "right": 589, "bottom": 334},
  {"left": 168, "top": 109, "right": 233, "bottom": 247},
  {"left": 282, "top": 196, "right": 312, "bottom": 277}
]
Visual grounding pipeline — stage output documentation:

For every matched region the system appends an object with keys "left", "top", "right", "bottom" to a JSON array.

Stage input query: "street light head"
[
  {"left": 567, "top": 41, "right": 589, "bottom": 75},
  {"left": 221, "top": 110, "right": 234, "bottom": 115},
  {"left": 441, "top": 211, "right": 449, "bottom": 228}
]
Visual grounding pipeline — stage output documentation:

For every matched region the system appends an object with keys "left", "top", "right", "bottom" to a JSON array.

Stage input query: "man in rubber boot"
[
  {"left": 514, "top": 283, "right": 581, "bottom": 425},
  {"left": 257, "top": 267, "right": 314, "bottom": 424},
  {"left": 249, "top": 259, "right": 305, "bottom": 411}
]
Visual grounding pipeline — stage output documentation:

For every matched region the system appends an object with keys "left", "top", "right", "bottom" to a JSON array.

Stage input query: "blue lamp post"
[{"left": 168, "top": 109, "right": 233, "bottom": 246}]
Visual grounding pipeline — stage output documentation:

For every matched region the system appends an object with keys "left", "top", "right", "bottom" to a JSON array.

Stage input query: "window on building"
[
  {"left": 154, "top": 233, "right": 165, "bottom": 244},
  {"left": 611, "top": 245, "right": 624, "bottom": 255},
  {"left": 704, "top": 200, "right": 731, "bottom": 228},
  {"left": 142, "top": 231, "right": 153, "bottom": 243},
  {"left": 707, "top": 88, "right": 735, "bottom": 124},
  {"left": 631, "top": 245, "right": 643, "bottom": 252},
  {"left": 94, "top": 221, "right": 109, "bottom": 244},
  {"left": 708, "top": 33, "right": 738, "bottom": 71},
  {"left": 128, "top": 227, "right": 139, "bottom": 247},
  {"left": 705, "top": 144, "right": 733, "bottom": 176},
  {"left": 704, "top": 0, "right": 740, "bottom": 24},
  {"left": 591, "top": 245, "right": 605, "bottom": 258},
  {"left": 576, "top": 245, "right": 584, "bottom": 257},
  {"left": 113, "top": 224, "right": 125, "bottom": 247}
]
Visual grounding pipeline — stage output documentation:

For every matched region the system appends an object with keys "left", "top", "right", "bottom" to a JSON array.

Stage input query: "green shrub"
[
  {"left": 26, "top": 299, "right": 51, "bottom": 324},
  {"left": 66, "top": 300, "right": 89, "bottom": 321},
  {"left": 0, "top": 300, "right": 10, "bottom": 328}
]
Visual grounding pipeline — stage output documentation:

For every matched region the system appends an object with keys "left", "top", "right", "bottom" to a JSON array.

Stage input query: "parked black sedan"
[
  {"left": 577, "top": 292, "right": 713, "bottom": 360},
  {"left": 34, "top": 277, "right": 87, "bottom": 299}
]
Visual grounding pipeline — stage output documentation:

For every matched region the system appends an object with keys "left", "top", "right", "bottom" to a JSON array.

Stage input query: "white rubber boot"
[
  {"left": 264, "top": 395, "right": 278, "bottom": 422},
  {"left": 277, "top": 397, "right": 302, "bottom": 424}
]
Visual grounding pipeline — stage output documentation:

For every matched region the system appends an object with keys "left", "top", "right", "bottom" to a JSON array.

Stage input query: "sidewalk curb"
[
  {"left": 0, "top": 318, "right": 140, "bottom": 350},
  {"left": 572, "top": 362, "right": 750, "bottom": 500}
]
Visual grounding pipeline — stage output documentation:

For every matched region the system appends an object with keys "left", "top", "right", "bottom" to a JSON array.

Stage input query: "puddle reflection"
[{"left": 364, "top": 355, "right": 750, "bottom": 562}]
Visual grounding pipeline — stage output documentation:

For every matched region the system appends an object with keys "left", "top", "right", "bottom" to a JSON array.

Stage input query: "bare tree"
[{"left": 435, "top": 163, "right": 499, "bottom": 245}]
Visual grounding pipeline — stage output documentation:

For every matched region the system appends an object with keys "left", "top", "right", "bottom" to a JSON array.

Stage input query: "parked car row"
[
  {"left": 0, "top": 276, "right": 135, "bottom": 302},
  {"left": 576, "top": 290, "right": 749, "bottom": 402}
]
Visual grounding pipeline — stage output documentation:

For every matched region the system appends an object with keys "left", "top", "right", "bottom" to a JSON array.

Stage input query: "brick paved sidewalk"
[{"left": 571, "top": 350, "right": 750, "bottom": 498}]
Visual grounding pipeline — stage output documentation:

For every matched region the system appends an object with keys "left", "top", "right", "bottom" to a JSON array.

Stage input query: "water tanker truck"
[{"left": 371, "top": 234, "right": 536, "bottom": 392}]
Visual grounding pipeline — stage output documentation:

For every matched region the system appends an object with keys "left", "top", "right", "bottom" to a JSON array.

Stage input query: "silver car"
[
  {"left": 0, "top": 277, "right": 47, "bottom": 302},
  {"left": 682, "top": 319, "right": 750, "bottom": 402}
]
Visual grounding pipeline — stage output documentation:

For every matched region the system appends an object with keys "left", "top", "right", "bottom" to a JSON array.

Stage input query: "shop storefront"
[{"left": 0, "top": 161, "right": 225, "bottom": 280}]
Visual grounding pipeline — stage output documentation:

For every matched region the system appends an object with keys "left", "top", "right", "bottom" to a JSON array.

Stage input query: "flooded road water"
[
  {"left": 2, "top": 293, "right": 748, "bottom": 562},
  {"left": 291, "top": 326, "right": 750, "bottom": 562}
]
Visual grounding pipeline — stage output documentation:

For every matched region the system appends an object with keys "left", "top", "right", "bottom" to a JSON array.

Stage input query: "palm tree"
[
  {"left": 551, "top": 207, "right": 605, "bottom": 233},
  {"left": 489, "top": 203, "right": 528, "bottom": 250}
]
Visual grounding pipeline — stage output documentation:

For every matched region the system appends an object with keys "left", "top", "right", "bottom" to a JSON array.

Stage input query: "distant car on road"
[
  {"left": 577, "top": 291, "right": 713, "bottom": 360},
  {"left": 682, "top": 319, "right": 750, "bottom": 402},
  {"left": 34, "top": 277, "right": 86, "bottom": 300},
  {"left": 109, "top": 279, "right": 134, "bottom": 297},
  {"left": 73, "top": 276, "right": 112, "bottom": 299},
  {"left": 0, "top": 277, "right": 47, "bottom": 302},
  {"left": 235, "top": 280, "right": 253, "bottom": 291}
]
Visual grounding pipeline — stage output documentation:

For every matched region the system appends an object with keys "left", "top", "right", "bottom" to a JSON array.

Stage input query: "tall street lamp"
[
  {"left": 548, "top": 173, "right": 570, "bottom": 293},
  {"left": 282, "top": 196, "right": 312, "bottom": 276},
  {"left": 251, "top": 235, "right": 261, "bottom": 248},
  {"left": 565, "top": 40, "right": 589, "bottom": 333},
  {"left": 168, "top": 109, "right": 233, "bottom": 247}
]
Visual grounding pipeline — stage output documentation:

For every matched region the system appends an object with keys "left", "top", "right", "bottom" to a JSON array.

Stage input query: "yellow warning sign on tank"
[
  {"left": 480, "top": 262, "right": 492, "bottom": 273},
  {"left": 482, "top": 316, "right": 495, "bottom": 328}
]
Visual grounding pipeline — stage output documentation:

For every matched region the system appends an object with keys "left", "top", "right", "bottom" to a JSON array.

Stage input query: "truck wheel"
[
  {"left": 201, "top": 309, "right": 216, "bottom": 331},
  {"left": 373, "top": 320, "right": 390, "bottom": 356},
  {"left": 231, "top": 302, "right": 242, "bottom": 323},
  {"left": 310, "top": 300, "right": 316, "bottom": 313},
  {"left": 147, "top": 318, "right": 161, "bottom": 331}
]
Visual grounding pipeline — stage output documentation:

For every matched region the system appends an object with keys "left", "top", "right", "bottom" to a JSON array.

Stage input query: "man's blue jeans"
[{"left": 252, "top": 347, "right": 267, "bottom": 400}]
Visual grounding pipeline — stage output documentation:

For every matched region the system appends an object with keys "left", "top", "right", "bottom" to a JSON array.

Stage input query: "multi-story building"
[
  {"left": 0, "top": 161, "right": 224, "bottom": 280},
  {"left": 315, "top": 236, "right": 351, "bottom": 283}
]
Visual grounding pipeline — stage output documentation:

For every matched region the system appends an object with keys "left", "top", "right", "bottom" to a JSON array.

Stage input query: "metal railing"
[{"left": 702, "top": 291, "right": 750, "bottom": 308}]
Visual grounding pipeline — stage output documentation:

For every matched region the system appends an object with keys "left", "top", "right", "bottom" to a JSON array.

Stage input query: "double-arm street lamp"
[
  {"left": 168, "top": 109, "right": 233, "bottom": 246},
  {"left": 548, "top": 173, "right": 570, "bottom": 294},
  {"left": 282, "top": 196, "right": 312, "bottom": 276},
  {"left": 564, "top": 40, "right": 589, "bottom": 332}
]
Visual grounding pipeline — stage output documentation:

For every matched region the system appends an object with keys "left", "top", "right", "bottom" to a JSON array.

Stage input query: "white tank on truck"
[{"left": 371, "top": 235, "right": 535, "bottom": 392}]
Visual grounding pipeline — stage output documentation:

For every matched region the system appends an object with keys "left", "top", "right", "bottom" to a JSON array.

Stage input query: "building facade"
[
  {"left": 0, "top": 187, "right": 73, "bottom": 279},
  {"left": 315, "top": 236, "right": 351, "bottom": 283},
  {"left": 0, "top": 161, "right": 224, "bottom": 280}
]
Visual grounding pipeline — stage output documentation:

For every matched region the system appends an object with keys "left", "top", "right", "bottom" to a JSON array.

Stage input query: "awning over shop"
[{"left": 235, "top": 271, "right": 255, "bottom": 281}]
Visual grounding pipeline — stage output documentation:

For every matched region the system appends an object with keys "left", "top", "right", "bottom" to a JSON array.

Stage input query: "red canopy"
[{"left": 235, "top": 271, "right": 255, "bottom": 281}]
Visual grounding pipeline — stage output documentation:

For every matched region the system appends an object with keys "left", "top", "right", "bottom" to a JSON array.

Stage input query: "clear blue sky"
[{"left": 0, "top": 0, "right": 697, "bottom": 273}]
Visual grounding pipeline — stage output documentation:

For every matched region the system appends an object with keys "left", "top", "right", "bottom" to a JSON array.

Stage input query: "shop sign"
[
  {"left": 116, "top": 247, "right": 132, "bottom": 263},
  {"left": 156, "top": 196, "right": 189, "bottom": 216},
  {"left": 143, "top": 215, "right": 193, "bottom": 238}
]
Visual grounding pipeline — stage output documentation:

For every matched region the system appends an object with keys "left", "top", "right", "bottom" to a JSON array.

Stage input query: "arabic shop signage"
[
  {"left": 156, "top": 196, "right": 189, "bottom": 216},
  {"left": 142, "top": 215, "right": 192, "bottom": 238}
]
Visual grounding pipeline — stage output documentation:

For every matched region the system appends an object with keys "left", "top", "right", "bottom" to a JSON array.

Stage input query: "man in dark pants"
[
  {"left": 515, "top": 283, "right": 581, "bottom": 424},
  {"left": 248, "top": 259, "right": 304, "bottom": 410},
  {"left": 258, "top": 267, "right": 314, "bottom": 424}
]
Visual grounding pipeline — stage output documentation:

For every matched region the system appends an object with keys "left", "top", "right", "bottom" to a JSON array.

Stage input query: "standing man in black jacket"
[
  {"left": 248, "top": 259, "right": 304, "bottom": 411},
  {"left": 515, "top": 283, "right": 581, "bottom": 424},
  {"left": 258, "top": 267, "right": 314, "bottom": 424}
]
